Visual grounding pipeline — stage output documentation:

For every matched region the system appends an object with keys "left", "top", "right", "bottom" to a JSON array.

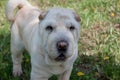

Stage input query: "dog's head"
[{"left": 39, "top": 8, "right": 80, "bottom": 62}]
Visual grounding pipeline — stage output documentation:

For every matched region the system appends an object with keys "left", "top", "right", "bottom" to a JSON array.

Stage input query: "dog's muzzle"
[
  {"left": 57, "top": 40, "right": 68, "bottom": 53},
  {"left": 55, "top": 40, "right": 69, "bottom": 61}
]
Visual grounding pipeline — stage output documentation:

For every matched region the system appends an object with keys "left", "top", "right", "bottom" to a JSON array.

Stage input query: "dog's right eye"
[
  {"left": 45, "top": 26, "right": 53, "bottom": 31},
  {"left": 69, "top": 26, "right": 75, "bottom": 31}
]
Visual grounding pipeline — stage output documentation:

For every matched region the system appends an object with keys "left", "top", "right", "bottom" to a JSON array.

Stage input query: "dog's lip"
[{"left": 55, "top": 54, "right": 66, "bottom": 61}]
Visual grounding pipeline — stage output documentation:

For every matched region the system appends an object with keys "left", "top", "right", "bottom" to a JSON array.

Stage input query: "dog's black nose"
[{"left": 57, "top": 40, "right": 68, "bottom": 53}]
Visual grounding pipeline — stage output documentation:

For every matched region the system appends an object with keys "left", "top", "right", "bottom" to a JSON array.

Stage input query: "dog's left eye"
[
  {"left": 46, "top": 25, "right": 53, "bottom": 31},
  {"left": 69, "top": 26, "right": 75, "bottom": 31}
]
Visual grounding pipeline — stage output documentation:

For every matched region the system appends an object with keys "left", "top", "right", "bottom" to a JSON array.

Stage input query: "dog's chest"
[{"left": 48, "top": 64, "right": 66, "bottom": 74}]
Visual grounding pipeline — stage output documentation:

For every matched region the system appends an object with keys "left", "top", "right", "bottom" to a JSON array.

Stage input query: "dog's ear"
[
  {"left": 39, "top": 11, "right": 48, "bottom": 20},
  {"left": 73, "top": 11, "right": 81, "bottom": 22}
]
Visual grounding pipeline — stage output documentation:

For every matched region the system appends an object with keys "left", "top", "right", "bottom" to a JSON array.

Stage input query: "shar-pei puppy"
[{"left": 5, "top": 0, "right": 81, "bottom": 80}]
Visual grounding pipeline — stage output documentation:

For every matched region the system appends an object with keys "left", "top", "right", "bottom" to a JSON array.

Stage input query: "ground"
[{"left": 0, "top": 0, "right": 120, "bottom": 80}]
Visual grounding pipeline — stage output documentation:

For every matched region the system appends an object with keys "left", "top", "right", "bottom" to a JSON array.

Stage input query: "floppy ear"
[
  {"left": 39, "top": 11, "right": 48, "bottom": 20},
  {"left": 73, "top": 12, "right": 81, "bottom": 22}
]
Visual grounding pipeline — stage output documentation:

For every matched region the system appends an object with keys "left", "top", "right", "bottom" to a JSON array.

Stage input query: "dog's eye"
[
  {"left": 46, "top": 26, "right": 53, "bottom": 31},
  {"left": 69, "top": 26, "right": 75, "bottom": 31}
]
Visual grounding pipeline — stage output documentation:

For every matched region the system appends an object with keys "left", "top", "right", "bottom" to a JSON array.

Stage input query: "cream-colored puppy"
[{"left": 5, "top": 0, "right": 80, "bottom": 80}]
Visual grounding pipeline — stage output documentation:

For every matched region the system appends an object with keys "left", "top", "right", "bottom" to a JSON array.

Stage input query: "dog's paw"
[{"left": 13, "top": 64, "right": 23, "bottom": 76}]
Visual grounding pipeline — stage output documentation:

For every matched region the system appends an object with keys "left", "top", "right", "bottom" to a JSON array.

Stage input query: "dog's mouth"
[{"left": 55, "top": 54, "right": 66, "bottom": 61}]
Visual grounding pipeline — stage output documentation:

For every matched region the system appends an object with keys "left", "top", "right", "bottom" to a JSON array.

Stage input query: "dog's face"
[{"left": 39, "top": 8, "right": 80, "bottom": 62}]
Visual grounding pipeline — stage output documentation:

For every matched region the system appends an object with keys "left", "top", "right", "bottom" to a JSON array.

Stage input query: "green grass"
[{"left": 0, "top": 0, "right": 120, "bottom": 80}]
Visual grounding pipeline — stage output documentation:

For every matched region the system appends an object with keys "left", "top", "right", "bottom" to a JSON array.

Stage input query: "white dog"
[{"left": 5, "top": 0, "right": 80, "bottom": 80}]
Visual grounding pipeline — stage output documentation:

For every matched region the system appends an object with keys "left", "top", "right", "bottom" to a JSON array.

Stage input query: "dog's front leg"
[
  {"left": 30, "top": 66, "right": 49, "bottom": 80},
  {"left": 58, "top": 67, "right": 73, "bottom": 80},
  {"left": 31, "top": 73, "right": 48, "bottom": 80},
  {"left": 31, "top": 77, "right": 48, "bottom": 80}
]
